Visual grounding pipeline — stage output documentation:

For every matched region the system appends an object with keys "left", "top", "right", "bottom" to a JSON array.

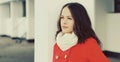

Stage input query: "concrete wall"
[
  {"left": 106, "top": 14, "right": 120, "bottom": 52},
  {"left": 95, "top": 0, "right": 120, "bottom": 52},
  {"left": 26, "top": 0, "right": 34, "bottom": 39},
  {"left": 95, "top": 0, "right": 108, "bottom": 50},
  {"left": 0, "top": 3, "right": 10, "bottom": 35},
  {"left": 10, "top": 1, "right": 23, "bottom": 37}
]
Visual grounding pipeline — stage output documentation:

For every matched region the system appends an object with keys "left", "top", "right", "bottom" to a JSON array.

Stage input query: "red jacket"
[{"left": 53, "top": 37, "right": 110, "bottom": 62}]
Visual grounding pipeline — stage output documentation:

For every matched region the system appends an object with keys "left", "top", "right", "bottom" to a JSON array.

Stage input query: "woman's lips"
[{"left": 62, "top": 26, "right": 68, "bottom": 29}]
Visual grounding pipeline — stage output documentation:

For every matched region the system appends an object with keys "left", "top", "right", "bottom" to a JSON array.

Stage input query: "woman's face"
[{"left": 60, "top": 7, "right": 74, "bottom": 34}]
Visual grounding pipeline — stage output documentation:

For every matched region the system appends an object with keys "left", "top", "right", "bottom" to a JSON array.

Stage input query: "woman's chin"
[{"left": 62, "top": 31, "right": 73, "bottom": 34}]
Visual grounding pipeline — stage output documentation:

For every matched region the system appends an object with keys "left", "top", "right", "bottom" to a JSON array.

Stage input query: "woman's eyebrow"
[
  {"left": 67, "top": 16, "right": 72, "bottom": 18},
  {"left": 60, "top": 15, "right": 63, "bottom": 17}
]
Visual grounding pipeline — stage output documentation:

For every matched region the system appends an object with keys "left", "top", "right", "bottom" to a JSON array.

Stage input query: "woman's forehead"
[{"left": 61, "top": 7, "right": 72, "bottom": 17}]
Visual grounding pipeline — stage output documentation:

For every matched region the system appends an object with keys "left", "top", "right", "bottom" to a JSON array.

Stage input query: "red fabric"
[{"left": 53, "top": 37, "right": 110, "bottom": 62}]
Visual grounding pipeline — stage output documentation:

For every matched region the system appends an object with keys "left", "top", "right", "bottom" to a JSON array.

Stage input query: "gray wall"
[
  {"left": 95, "top": 0, "right": 120, "bottom": 52},
  {"left": 95, "top": 0, "right": 108, "bottom": 50}
]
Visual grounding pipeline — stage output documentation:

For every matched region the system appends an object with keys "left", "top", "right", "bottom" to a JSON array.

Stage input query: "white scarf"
[{"left": 56, "top": 32, "right": 78, "bottom": 51}]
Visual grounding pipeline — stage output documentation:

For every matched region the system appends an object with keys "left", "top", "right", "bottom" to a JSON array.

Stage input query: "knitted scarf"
[{"left": 56, "top": 32, "right": 78, "bottom": 51}]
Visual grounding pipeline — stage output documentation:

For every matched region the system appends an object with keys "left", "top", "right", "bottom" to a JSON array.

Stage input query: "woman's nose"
[{"left": 63, "top": 19, "right": 68, "bottom": 24}]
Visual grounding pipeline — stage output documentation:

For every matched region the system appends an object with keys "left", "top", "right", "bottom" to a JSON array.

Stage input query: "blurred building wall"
[
  {"left": 0, "top": 0, "right": 34, "bottom": 40},
  {"left": 95, "top": 0, "right": 120, "bottom": 52}
]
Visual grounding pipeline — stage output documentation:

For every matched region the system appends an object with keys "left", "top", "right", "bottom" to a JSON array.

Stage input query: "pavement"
[
  {"left": 109, "top": 57, "right": 120, "bottom": 62},
  {"left": 0, "top": 37, "right": 34, "bottom": 62}
]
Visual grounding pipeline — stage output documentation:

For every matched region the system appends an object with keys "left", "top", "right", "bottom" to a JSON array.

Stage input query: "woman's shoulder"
[
  {"left": 72, "top": 37, "right": 100, "bottom": 51},
  {"left": 69, "top": 37, "right": 100, "bottom": 55},
  {"left": 78, "top": 37, "right": 102, "bottom": 54},
  {"left": 84, "top": 37, "right": 98, "bottom": 45},
  {"left": 76, "top": 37, "right": 98, "bottom": 46},
  {"left": 84, "top": 37, "right": 100, "bottom": 48}
]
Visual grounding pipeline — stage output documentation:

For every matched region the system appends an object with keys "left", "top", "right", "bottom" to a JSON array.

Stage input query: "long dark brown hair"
[{"left": 56, "top": 2, "right": 101, "bottom": 45}]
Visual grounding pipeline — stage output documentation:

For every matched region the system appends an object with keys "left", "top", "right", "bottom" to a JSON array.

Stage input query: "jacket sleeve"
[{"left": 86, "top": 38, "right": 110, "bottom": 62}]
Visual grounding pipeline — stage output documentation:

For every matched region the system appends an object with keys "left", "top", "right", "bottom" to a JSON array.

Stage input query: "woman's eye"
[
  {"left": 60, "top": 17, "right": 64, "bottom": 19},
  {"left": 68, "top": 18, "right": 72, "bottom": 20}
]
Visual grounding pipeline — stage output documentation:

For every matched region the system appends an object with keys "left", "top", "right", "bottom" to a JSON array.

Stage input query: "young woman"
[{"left": 53, "top": 2, "right": 110, "bottom": 62}]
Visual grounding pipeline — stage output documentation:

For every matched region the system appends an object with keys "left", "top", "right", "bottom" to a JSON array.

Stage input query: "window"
[
  {"left": 22, "top": 0, "right": 26, "bottom": 17},
  {"left": 115, "top": 0, "right": 120, "bottom": 12}
]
